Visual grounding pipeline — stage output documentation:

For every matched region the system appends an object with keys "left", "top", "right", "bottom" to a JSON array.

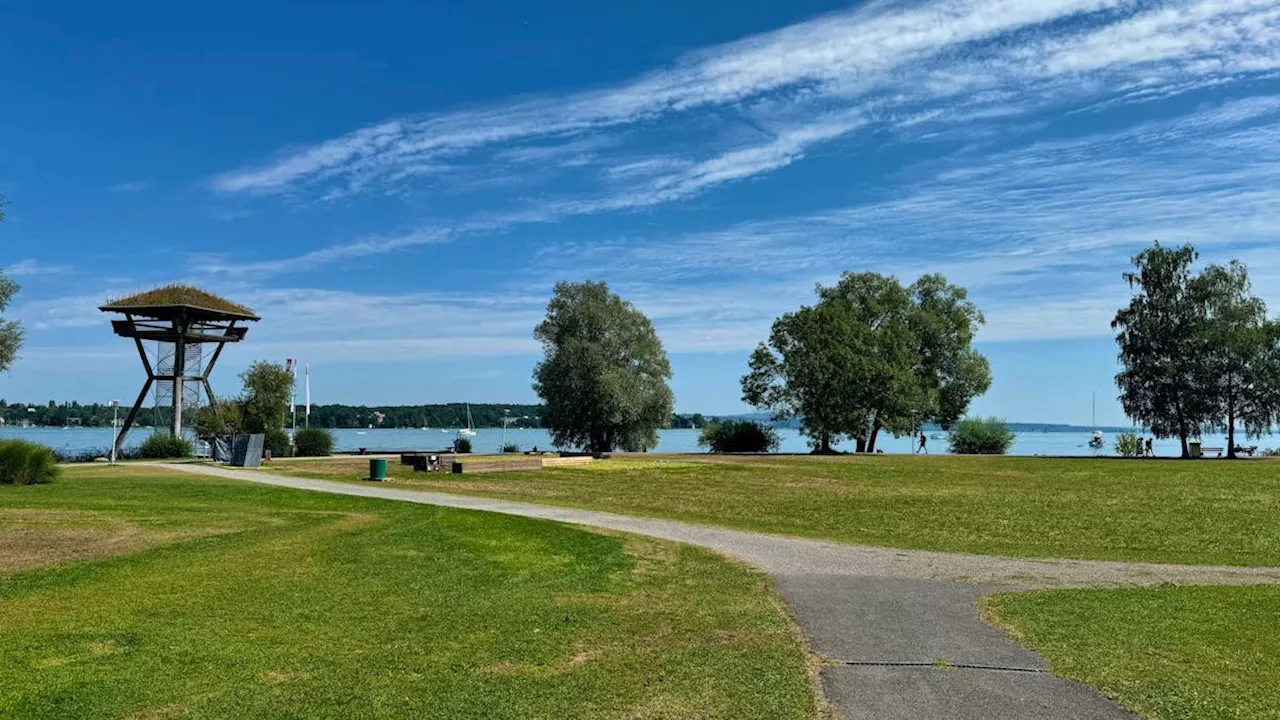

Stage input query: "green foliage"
[
  {"left": 1198, "top": 260, "right": 1280, "bottom": 457},
  {"left": 0, "top": 400, "right": 548, "bottom": 430},
  {"left": 0, "top": 439, "right": 58, "bottom": 485},
  {"left": 137, "top": 433, "right": 193, "bottom": 459},
  {"left": 0, "top": 195, "right": 22, "bottom": 374},
  {"left": 1260, "top": 448, "right": 1280, "bottom": 458},
  {"left": 1114, "top": 244, "right": 1280, "bottom": 458},
  {"left": 697, "top": 421, "right": 780, "bottom": 453},
  {"left": 293, "top": 427, "right": 335, "bottom": 457},
  {"left": 101, "top": 284, "right": 256, "bottom": 318},
  {"left": 240, "top": 361, "right": 295, "bottom": 434},
  {"left": 501, "top": 442, "right": 521, "bottom": 453},
  {"left": 302, "top": 403, "right": 545, "bottom": 429},
  {"left": 743, "top": 272, "right": 989, "bottom": 453},
  {"left": 263, "top": 428, "right": 292, "bottom": 459},
  {"left": 51, "top": 447, "right": 111, "bottom": 464},
  {"left": 947, "top": 417, "right": 1015, "bottom": 455},
  {"left": 1113, "top": 431, "right": 1142, "bottom": 458},
  {"left": 533, "top": 281, "right": 674, "bottom": 453},
  {"left": 453, "top": 436, "right": 472, "bottom": 454},
  {"left": 670, "top": 413, "right": 708, "bottom": 429},
  {"left": 193, "top": 401, "right": 243, "bottom": 441}
]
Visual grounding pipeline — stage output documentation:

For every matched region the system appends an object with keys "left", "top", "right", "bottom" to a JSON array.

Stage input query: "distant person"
[
  {"left": 1145, "top": 437, "right": 1154, "bottom": 457},
  {"left": 918, "top": 433, "right": 928, "bottom": 454}
]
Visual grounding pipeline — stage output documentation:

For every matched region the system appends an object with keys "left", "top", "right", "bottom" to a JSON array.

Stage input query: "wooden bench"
[{"left": 1195, "top": 446, "right": 1225, "bottom": 458}]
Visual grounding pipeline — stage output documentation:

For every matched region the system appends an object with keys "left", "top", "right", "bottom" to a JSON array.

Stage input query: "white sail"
[{"left": 458, "top": 404, "right": 477, "bottom": 437}]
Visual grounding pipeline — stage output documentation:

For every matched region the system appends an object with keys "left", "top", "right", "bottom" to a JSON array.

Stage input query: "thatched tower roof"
[{"left": 99, "top": 284, "right": 259, "bottom": 321}]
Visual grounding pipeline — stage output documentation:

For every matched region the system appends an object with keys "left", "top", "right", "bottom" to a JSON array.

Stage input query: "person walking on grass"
[{"left": 918, "top": 432, "right": 928, "bottom": 454}]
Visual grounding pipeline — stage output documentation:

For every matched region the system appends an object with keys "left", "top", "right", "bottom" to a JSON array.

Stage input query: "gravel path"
[{"left": 167, "top": 463, "right": 1280, "bottom": 719}]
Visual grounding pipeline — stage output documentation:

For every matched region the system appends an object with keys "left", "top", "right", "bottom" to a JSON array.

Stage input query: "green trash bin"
[
  {"left": 369, "top": 458, "right": 387, "bottom": 481},
  {"left": 1189, "top": 442, "right": 1202, "bottom": 459}
]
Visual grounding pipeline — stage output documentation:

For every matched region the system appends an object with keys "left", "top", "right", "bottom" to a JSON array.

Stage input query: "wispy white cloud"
[
  {"left": 14, "top": 292, "right": 105, "bottom": 329},
  {"left": 176, "top": 0, "right": 1280, "bottom": 354},
  {"left": 4, "top": 259, "right": 74, "bottom": 277},
  {"left": 529, "top": 96, "right": 1280, "bottom": 343},
  {"left": 105, "top": 180, "right": 150, "bottom": 193},
  {"left": 202, "top": 0, "right": 1280, "bottom": 277}
]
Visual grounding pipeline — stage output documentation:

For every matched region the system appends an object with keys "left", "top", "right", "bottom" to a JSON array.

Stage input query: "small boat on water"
[
  {"left": 457, "top": 404, "right": 477, "bottom": 437},
  {"left": 1088, "top": 393, "right": 1105, "bottom": 449}
]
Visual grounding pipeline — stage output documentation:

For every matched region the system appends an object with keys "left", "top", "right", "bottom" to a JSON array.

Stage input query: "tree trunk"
[
  {"left": 817, "top": 434, "right": 834, "bottom": 454},
  {"left": 854, "top": 437, "right": 866, "bottom": 454},
  {"left": 1179, "top": 431, "right": 1190, "bottom": 459},
  {"left": 867, "top": 421, "right": 882, "bottom": 454},
  {"left": 1227, "top": 406, "right": 1237, "bottom": 459}
]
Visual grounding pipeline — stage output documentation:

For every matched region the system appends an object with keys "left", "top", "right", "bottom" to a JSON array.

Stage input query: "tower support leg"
[
  {"left": 172, "top": 330, "right": 186, "bottom": 437},
  {"left": 115, "top": 378, "right": 153, "bottom": 453}
]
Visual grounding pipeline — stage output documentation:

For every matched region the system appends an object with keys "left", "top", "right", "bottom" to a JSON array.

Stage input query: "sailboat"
[
  {"left": 1088, "top": 392, "right": 1105, "bottom": 449},
  {"left": 457, "top": 404, "right": 477, "bottom": 437}
]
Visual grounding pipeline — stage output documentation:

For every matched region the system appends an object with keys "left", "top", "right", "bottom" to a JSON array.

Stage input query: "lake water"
[{"left": 1, "top": 425, "right": 1266, "bottom": 458}]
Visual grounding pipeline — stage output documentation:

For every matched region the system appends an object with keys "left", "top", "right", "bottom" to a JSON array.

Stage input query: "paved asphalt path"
[{"left": 168, "top": 463, "right": 1280, "bottom": 720}]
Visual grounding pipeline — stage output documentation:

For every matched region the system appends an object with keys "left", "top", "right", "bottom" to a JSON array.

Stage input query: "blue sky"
[{"left": 3, "top": 0, "right": 1280, "bottom": 424}]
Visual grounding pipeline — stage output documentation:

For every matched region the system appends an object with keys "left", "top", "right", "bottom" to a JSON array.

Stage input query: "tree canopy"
[
  {"left": 533, "top": 281, "right": 674, "bottom": 453},
  {"left": 1114, "top": 244, "right": 1280, "bottom": 457},
  {"left": 239, "top": 361, "right": 295, "bottom": 434},
  {"left": 743, "top": 272, "right": 990, "bottom": 453},
  {"left": 0, "top": 196, "right": 22, "bottom": 375}
]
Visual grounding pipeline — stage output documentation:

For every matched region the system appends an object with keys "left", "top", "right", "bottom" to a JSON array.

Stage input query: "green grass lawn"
[
  {"left": 0, "top": 466, "right": 817, "bottom": 720},
  {"left": 264, "top": 454, "right": 1280, "bottom": 566},
  {"left": 986, "top": 586, "right": 1280, "bottom": 720}
]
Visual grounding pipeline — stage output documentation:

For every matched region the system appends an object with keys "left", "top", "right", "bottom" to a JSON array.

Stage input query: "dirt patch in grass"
[{"left": 0, "top": 509, "right": 238, "bottom": 573}]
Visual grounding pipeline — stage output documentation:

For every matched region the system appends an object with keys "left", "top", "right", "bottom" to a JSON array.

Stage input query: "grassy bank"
[
  {"left": 0, "top": 466, "right": 816, "bottom": 719},
  {"left": 986, "top": 586, "right": 1280, "bottom": 720},
  {"left": 265, "top": 454, "right": 1280, "bottom": 566}
]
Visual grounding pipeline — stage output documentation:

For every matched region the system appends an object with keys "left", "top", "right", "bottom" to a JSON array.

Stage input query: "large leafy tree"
[
  {"left": 533, "top": 281, "right": 673, "bottom": 453},
  {"left": 0, "top": 196, "right": 22, "bottom": 374},
  {"left": 238, "top": 360, "right": 295, "bottom": 433},
  {"left": 1113, "top": 244, "right": 1217, "bottom": 457},
  {"left": 743, "top": 272, "right": 989, "bottom": 453},
  {"left": 1198, "top": 261, "right": 1280, "bottom": 457},
  {"left": 903, "top": 274, "right": 991, "bottom": 435}
]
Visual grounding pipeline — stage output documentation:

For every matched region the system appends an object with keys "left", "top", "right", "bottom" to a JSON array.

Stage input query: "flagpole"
[
  {"left": 305, "top": 363, "right": 311, "bottom": 428},
  {"left": 286, "top": 358, "right": 297, "bottom": 445}
]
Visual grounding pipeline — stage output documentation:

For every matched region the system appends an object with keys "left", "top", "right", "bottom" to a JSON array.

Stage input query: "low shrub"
[
  {"left": 0, "top": 439, "right": 59, "bottom": 485},
  {"left": 263, "top": 428, "right": 292, "bottom": 459},
  {"left": 698, "top": 420, "right": 780, "bottom": 453},
  {"left": 454, "top": 437, "right": 473, "bottom": 454},
  {"left": 1114, "top": 431, "right": 1141, "bottom": 458},
  {"left": 293, "top": 427, "right": 335, "bottom": 457},
  {"left": 948, "top": 417, "right": 1016, "bottom": 455},
  {"left": 501, "top": 443, "right": 520, "bottom": 453},
  {"left": 1261, "top": 448, "right": 1280, "bottom": 458},
  {"left": 51, "top": 447, "right": 110, "bottom": 464},
  {"left": 137, "top": 433, "right": 194, "bottom": 459}
]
